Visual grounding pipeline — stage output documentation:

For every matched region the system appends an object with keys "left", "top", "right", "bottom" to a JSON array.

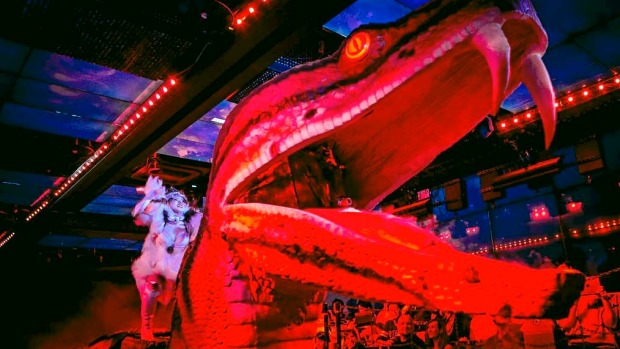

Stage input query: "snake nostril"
[{"left": 304, "top": 109, "right": 317, "bottom": 119}]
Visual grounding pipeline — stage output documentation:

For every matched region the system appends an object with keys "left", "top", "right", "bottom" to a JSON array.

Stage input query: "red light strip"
[
  {"left": 497, "top": 73, "right": 620, "bottom": 134},
  {"left": 26, "top": 78, "right": 178, "bottom": 222},
  {"left": 232, "top": 0, "right": 270, "bottom": 28},
  {"left": 470, "top": 215, "right": 620, "bottom": 254},
  {"left": 0, "top": 231, "right": 15, "bottom": 248}
]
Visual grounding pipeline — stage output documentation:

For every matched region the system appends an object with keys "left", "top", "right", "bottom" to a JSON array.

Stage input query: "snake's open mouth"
[
  {"left": 211, "top": 2, "right": 556, "bottom": 212},
  {"left": 205, "top": 0, "right": 583, "bottom": 319}
]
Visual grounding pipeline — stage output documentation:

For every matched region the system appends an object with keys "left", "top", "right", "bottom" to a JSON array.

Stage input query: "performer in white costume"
[{"left": 131, "top": 175, "right": 203, "bottom": 340}]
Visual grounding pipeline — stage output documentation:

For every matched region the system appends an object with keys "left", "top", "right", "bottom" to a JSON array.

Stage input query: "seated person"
[
  {"left": 377, "top": 313, "right": 427, "bottom": 348},
  {"left": 556, "top": 277, "right": 618, "bottom": 348},
  {"left": 342, "top": 329, "right": 365, "bottom": 349},
  {"left": 376, "top": 302, "right": 401, "bottom": 335},
  {"left": 481, "top": 305, "right": 525, "bottom": 349},
  {"left": 424, "top": 318, "right": 454, "bottom": 349},
  {"left": 355, "top": 300, "right": 382, "bottom": 347}
]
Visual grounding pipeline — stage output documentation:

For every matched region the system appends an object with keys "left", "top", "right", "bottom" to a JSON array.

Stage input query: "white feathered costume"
[
  {"left": 132, "top": 197, "right": 201, "bottom": 304},
  {"left": 131, "top": 176, "right": 202, "bottom": 340}
]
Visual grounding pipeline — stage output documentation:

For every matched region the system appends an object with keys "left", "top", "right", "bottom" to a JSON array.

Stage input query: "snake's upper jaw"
[
  {"left": 473, "top": 13, "right": 556, "bottom": 148},
  {"left": 520, "top": 52, "right": 556, "bottom": 148},
  {"left": 208, "top": 5, "right": 558, "bottom": 212}
]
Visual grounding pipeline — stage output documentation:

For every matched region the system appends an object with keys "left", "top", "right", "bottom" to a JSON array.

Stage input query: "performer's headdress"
[{"left": 166, "top": 187, "right": 188, "bottom": 204}]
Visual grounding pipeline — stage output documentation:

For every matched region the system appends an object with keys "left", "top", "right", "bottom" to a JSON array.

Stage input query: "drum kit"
[
  {"left": 321, "top": 302, "right": 466, "bottom": 349},
  {"left": 320, "top": 301, "right": 385, "bottom": 349}
]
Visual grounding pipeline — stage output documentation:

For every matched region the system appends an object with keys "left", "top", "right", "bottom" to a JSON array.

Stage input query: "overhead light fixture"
[
  {"left": 147, "top": 153, "right": 162, "bottom": 175},
  {"left": 211, "top": 117, "right": 226, "bottom": 125}
]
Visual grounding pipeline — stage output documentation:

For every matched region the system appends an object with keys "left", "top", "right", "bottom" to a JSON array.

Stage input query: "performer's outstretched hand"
[{"left": 144, "top": 175, "right": 165, "bottom": 198}]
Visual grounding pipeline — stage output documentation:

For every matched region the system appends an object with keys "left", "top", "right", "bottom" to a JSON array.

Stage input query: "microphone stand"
[
  {"left": 323, "top": 303, "right": 330, "bottom": 349},
  {"left": 335, "top": 312, "right": 342, "bottom": 349}
]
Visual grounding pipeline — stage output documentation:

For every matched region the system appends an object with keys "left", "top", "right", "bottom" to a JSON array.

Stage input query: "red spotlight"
[{"left": 566, "top": 202, "right": 583, "bottom": 214}]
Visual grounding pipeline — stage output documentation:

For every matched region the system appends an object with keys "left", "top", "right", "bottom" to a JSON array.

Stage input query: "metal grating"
[
  {"left": 60, "top": 8, "right": 196, "bottom": 80},
  {"left": 0, "top": 0, "right": 227, "bottom": 80},
  {"left": 228, "top": 69, "right": 279, "bottom": 104},
  {"left": 227, "top": 29, "right": 345, "bottom": 103}
]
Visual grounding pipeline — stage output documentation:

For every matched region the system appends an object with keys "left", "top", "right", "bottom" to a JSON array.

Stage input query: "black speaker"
[
  {"left": 575, "top": 138, "right": 604, "bottom": 174},
  {"left": 493, "top": 157, "right": 561, "bottom": 191},
  {"left": 479, "top": 169, "right": 504, "bottom": 202},
  {"left": 445, "top": 179, "right": 466, "bottom": 211}
]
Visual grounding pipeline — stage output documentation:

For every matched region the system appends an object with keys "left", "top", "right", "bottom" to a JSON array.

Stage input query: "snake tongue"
[{"left": 222, "top": 203, "right": 583, "bottom": 318}]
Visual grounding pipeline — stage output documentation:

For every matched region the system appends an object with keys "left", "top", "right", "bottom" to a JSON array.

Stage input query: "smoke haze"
[{"left": 0, "top": 261, "right": 173, "bottom": 349}]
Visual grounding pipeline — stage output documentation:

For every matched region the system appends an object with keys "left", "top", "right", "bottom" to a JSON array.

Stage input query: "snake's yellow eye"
[{"left": 345, "top": 31, "right": 371, "bottom": 60}]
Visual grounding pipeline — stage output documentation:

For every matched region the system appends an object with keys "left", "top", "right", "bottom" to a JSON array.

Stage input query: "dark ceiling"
[{"left": 1, "top": 0, "right": 620, "bottom": 260}]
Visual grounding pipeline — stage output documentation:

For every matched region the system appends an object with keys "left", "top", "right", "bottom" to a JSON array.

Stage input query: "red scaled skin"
[{"left": 169, "top": 1, "right": 583, "bottom": 348}]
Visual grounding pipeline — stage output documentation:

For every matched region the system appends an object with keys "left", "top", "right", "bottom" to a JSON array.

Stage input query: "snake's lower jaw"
[{"left": 223, "top": 204, "right": 584, "bottom": 318}]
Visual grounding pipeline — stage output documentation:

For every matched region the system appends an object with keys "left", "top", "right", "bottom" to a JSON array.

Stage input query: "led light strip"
[
  {"left": 232, "top": 0, "right": 270, "bottom": 28},
  {"left": 0, "top": 231, "right": 15, "bottom": 248},
  {"left": 470, "top": 216, "right": 620, "bottom": 254},
  {"left": 497, "top": 74, "right": 620, "bottom": 133},
  {"left": 26, "top": 79, "right": 178, "bottom": 222}
]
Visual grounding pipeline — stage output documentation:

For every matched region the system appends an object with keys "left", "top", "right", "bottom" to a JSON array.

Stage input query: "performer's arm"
[
  {"left": 133, "top": 193, "right": 165, "bottom": 226},
  {"left": 600, "top": 292, "right": 617, "bottom": 329},
  {"left": 132, "top": 175, "right": 166, "bottom": 226}
]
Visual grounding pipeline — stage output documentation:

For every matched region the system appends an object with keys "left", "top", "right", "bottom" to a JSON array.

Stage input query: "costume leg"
[{"left": 140, "top": 275, "right": 162, "bottom": 341}]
